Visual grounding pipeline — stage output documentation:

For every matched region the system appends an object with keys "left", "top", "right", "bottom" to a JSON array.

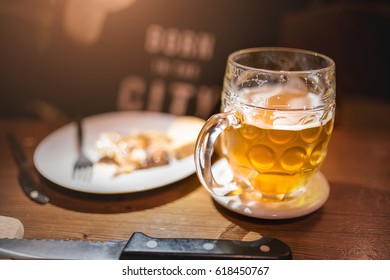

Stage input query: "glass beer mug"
[{"left": 195, "top": 47, "right": 335, "bottom": 202}]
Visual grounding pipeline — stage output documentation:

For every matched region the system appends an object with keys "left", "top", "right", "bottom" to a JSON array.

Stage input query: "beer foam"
[
  {"left": 244, "top": 109, "right": 333, "bottom": 131},
  {"left": 230, "top": 86, "right": 333, "bottom": 131},
  {"left": 240, "top": 84, "right": 321, "bottom": 109}
]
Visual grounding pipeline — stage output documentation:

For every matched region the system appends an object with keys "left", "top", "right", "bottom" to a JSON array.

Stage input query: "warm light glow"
[{"left": 63, "top": 0, "right": 137, "bottom": 45}]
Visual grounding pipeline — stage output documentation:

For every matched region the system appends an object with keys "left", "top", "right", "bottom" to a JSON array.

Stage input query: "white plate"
[
  {"left": 211, "top": 159, "right": 330, "bottom": 219},
  {"left": 34, "top": 111, "right": 204, "bottom": 194}
]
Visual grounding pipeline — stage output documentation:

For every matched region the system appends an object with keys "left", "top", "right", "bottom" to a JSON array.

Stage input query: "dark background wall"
[{"left": 0, "top": 0, "right": 388, "bottom": 120}]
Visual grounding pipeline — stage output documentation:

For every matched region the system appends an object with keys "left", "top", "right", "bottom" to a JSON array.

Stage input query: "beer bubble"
[
  {"left": 325, "top": 116, "right": 334, "bottom": 135},
  {"left": 248, "top": 145, "right": 276, "bottom": 170},
  {"left": 300, "top": 125, "right": 322, "bottom": 143},
  {"left": 267, "top": 129, "right": 297, "bottom": 145},
  {"left": 310, "top": 141, "right": 327, "bottom": 166},
  {"left": 281, "top": 147, "right": 307, "bottom": 171},
  {"left": 238, "top": 124, "right": 262, "bottom": 140}
]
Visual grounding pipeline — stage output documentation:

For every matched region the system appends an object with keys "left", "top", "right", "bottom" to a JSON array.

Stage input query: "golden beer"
[
  {"left": 220, "top": 113, "right": 334, "bottom": 200},
  {"left": 195, "top": 47, "right": 336, "bottom": 205}
]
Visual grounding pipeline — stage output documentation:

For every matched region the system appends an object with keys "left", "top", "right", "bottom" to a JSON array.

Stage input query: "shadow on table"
[
  {"left": 40, "top": 173, "right": 200, "bottom": 214},
  {"left": 212, "top": 181, "right": 390, "bottom": 259}
]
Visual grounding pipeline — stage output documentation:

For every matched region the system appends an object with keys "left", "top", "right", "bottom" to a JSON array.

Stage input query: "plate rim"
[{"left": 33, "top": 111, "right": 202, "bottom": 194}]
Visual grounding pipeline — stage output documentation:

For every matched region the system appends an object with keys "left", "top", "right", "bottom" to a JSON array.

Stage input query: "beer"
[
  {"left": 195, "top": 47, "right": 336, "bottom": 204},
  {"left": 220, "top": 113, "right": 334, "bottom": 200},
  {"left": 218, "top": 86, "right": 335, "bottom": 200}
]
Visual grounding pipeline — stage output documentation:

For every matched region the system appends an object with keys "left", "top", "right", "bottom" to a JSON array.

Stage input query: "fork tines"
[
  {"left": 72, "top": 155, "right": 93, "bottom": 181},
  {"left": 72, "top": 117, "right": 94, "bottom": 182}
]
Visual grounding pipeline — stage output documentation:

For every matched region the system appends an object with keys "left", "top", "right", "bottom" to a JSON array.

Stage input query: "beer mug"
[{"left": 195, "top": 47, "right": 335, "bottom": 201}]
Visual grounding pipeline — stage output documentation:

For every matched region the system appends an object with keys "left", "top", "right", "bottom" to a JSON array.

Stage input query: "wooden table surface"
[{"left": 0, "top": 97, "right": 389, "bottom": 260}]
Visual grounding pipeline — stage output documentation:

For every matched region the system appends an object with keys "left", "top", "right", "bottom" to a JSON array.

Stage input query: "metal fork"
[{"left": 72, "top": 116, "right": 94, "bottom": 181}]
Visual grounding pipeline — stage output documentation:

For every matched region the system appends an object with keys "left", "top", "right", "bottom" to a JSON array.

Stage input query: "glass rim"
[{"left": 228, "top": 47, "right": 335, "bottom": 74}]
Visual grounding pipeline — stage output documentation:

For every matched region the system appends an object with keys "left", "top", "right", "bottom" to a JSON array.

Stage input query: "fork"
[{"left": 72, "top": 116, "right": 94, "bottom": 181}]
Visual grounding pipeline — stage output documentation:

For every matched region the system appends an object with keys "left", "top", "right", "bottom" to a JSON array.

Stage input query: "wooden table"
[{"left": 0, "top": 97, "right": 389, "bottom": 260}]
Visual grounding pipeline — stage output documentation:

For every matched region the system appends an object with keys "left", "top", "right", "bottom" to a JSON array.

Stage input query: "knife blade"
[
  {"left": 7, "top": 132, "right": 49, "bottom": 204},
  {"left": 0, "top": 232, "right": 292, "bottom": 260}
]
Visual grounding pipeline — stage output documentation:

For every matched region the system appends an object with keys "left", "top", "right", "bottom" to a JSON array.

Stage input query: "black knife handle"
[
  {"left": 7, "top": 132, "right": 49, "bottom": 204},
  {"left": 7, "top": 133, "right": 28, "bottom": 168},
  {"left": 18, "top": 172, "right": 50, "bottom": 204},
  {"left": 120, "top": 232, "right": 292, "bottom": 260}
]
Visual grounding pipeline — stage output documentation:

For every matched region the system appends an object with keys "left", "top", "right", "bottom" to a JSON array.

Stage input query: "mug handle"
[{"left": 195, "top": 111, "right": 240, "bottom": 196}]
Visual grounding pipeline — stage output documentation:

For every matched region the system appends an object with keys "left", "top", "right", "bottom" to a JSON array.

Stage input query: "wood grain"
[{"left": 0, "top": 100, "right": 389, "bottom": 259}]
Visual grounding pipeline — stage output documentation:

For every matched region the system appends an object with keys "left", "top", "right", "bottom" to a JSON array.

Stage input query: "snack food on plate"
[{"left": 95, "top": 116, "right": 205, "bottom": 176}]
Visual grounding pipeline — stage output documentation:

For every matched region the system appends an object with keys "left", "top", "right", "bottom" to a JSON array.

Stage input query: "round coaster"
[{"left": 211, "top": 160, "right": 330, "bottom": 220}]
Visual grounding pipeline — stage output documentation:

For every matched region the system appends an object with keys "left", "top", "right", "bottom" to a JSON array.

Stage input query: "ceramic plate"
[{"left": 34, "top": 111, "right": 204, "bottom": 194}]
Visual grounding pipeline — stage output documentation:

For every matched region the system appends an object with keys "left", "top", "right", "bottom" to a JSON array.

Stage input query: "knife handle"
[
  {"left": 18, "top": 172, "right": 50, "bottom": 204},
  {"left": 120, "top": 232, "right": 292, "bottom": 260}
]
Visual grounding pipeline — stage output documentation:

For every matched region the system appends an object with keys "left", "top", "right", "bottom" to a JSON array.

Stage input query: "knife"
[
  {"left": 7, "top": 133, "right": 50, "bottom": 204},
  {"left": 0, "top": 232, "right": 292, "bottom": 260}
]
